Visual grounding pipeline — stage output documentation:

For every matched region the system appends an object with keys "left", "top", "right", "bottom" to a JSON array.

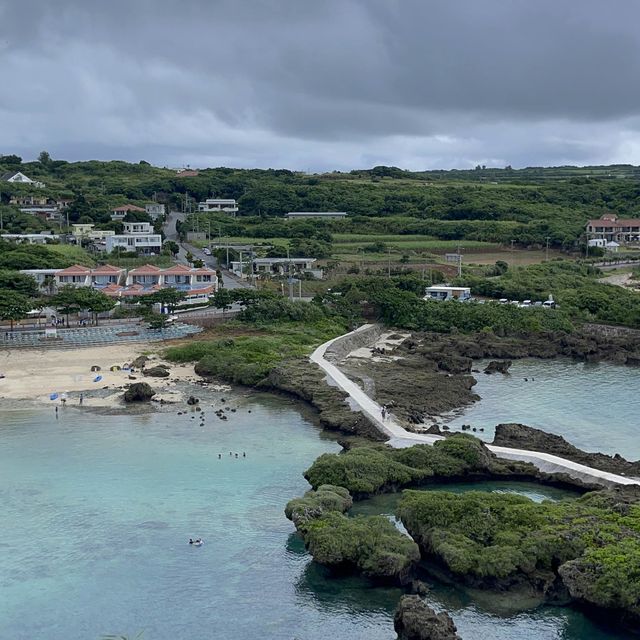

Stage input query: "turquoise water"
[
  {"left": 0, "top": 390, "right": 632, "bottom": 639},
  {"left": 443, "top": 359, "right": 640, "bottom": 460}
]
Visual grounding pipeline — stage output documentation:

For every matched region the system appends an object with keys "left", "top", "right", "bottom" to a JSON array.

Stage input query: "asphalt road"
[{"left": 164, "top": 210, "right": 253, "bottom": 290}]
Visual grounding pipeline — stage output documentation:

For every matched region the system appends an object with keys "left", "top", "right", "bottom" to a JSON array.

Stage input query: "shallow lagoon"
[
  {"left": 442, "top": 359, "right": 640, "bottom": 460},
  {"left": 0, "top": 378, "right": 634, "bottom": 639}
]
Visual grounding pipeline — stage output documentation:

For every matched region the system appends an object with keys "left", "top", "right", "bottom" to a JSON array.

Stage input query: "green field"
[{"left": 332, "top": 234, "right": 499, "bottom": 252}]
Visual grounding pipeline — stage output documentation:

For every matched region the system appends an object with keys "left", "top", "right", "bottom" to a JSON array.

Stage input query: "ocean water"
[
  {"left": 0, "top": 384, "right": 633, "bottom": 640},
  {"left": 442, "top": 359, "right": 640, "bottom": 460}
]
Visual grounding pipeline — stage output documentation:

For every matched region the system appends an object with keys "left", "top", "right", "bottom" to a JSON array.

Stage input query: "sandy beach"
[{"left": 0, "top": 343, "right": 202, "bottom": 407}]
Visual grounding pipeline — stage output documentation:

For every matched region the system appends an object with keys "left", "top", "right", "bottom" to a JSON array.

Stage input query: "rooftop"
[
  {"left": 285, "top": 211, "right": 347, "bottom": 217},
  {"left": 113, "top": 204, "right": 146, "bottom": 212},
  {"left": 56, "top": 264, "right": 92, "bottom": 276}
]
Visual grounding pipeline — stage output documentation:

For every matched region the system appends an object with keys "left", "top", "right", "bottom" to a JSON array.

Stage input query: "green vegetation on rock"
[
  {"left": 164, "top": 302, "right": 346, "bottom": 386},
  {"left": 304, "top": 436, "right": 537, "bottom": 497},
  {"left": 285, "top": 485, "right": 419, "bottom": 582},
  {"left": 396, "top": 487, "right": 640, "bottom": 622}
]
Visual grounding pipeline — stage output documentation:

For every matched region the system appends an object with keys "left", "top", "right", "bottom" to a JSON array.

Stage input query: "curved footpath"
[{"left": 310, "top": 325, "right": 640, "bottom": 488}]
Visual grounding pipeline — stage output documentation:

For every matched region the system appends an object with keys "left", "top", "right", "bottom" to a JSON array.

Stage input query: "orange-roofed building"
[{"left": 586, "top": 214, "right": 640, "bottom": 244}]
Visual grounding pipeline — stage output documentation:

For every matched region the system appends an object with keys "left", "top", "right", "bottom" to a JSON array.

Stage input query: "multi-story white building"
[
  {"left": 106, "top": 233, "right": 162, "bottom": 255},
  {"left": 106, "top": 221, "right": 161, "bottom": 254},
  {"left": 122, "top": 221, "right": 153, "bottom": 234},
  {"left": 197, "top": 198, "right": 238, "bottom": 216}
]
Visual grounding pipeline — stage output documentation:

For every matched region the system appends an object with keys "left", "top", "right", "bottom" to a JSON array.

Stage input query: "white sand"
[{"left": 0, "top": 343, "right": 199, "bottom": 407}]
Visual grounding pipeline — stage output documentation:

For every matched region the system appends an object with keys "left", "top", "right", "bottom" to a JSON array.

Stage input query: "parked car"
[{"left": 203, "top": 247, "right": 212, "bottom": 256}]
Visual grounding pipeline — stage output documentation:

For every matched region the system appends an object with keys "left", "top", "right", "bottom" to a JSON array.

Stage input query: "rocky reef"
[
  {"left": 394, "top": 596, "right": 462, "bottom": 640},
  {"left": 303, "top": 434, "right": 586, "bottom": 499},
  {"left": 123, "top": 382, "right": 155, "bottom": 402},
  {"left": 492, "top": 423, "right": 640, "bottom": 478},
  {"left": 285, "top": 485, "right": 419, "bottom": 584},
  {"left": 397, "top": 330, "right": 640, "bottom": 366},
  {"left": 483, "top": 360, "right": 512, "bottom": 374},
  {"left": 396, "top": 485, "right": 640, "bottom": 631},
  {"left": 261, "top": 358, "right": 386, "bottom": 440}
]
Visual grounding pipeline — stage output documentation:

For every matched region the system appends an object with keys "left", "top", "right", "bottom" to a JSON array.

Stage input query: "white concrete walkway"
[{"left": 310, "top": 325, "right": 640, "bottom": 488}]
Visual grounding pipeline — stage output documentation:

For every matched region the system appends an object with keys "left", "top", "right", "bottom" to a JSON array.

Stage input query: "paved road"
[
  {"left": 594, "top": 260, "right": 640, "bottom": 271},
  {"left": 164, "top": 211, "right": 253, "bottom": 290},
  {"left": 310, "top": 325, "right": 640, "bottom": 488}
]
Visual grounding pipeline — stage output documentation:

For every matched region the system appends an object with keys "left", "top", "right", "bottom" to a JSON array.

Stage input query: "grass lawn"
[{"left": 47, "top": 244, "right": 96, "bottom": 266}]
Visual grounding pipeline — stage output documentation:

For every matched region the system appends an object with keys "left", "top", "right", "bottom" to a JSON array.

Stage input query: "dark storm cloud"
[{"left": 1, "top": 0, "right": 640, "bottom": 169}]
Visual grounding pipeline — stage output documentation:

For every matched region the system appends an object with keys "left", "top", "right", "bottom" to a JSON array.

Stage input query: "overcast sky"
[{"left": 2, "top": 0, "right": 640, "bottom": 171}]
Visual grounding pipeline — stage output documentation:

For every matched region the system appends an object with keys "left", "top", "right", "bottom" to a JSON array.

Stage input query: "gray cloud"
[{"left": 1, "top": 0, "right": 640, "bottom": 170}]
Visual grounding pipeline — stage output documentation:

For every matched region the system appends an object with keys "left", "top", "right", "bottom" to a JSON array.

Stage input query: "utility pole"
[
  {"left": 545, "top": 236, "right": 550, "bottom": 261},
  {"left": 387, "top": 248, "right": 391, "bottom": 278},
  {"left": 457, "top": 242, "right": 462, "bottom": 278},
  {"left": 287, "top": 247, "right": 294, "bottom": 300}
]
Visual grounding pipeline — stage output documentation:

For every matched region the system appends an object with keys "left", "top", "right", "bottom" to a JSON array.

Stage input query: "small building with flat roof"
[
  {"left": 424, "top": 285, "right": 471, "bottom": 302},
  {"left": 285, "top": 211, "right": 347, "bottom": 220},
  {"left": 231, "top": 257, "right": 323, "bottom": 279}
]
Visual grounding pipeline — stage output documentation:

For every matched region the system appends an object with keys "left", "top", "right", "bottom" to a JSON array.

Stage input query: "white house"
[
  {"left": 1, "top": 171, "right": 46, "bottom": 188},
  {"left": 105, "top": 221, "right": 161, "bottom": 254},
  {"left": 122, "top": 221, "right": 153, "bottom": 235},
  {"left": 145, "top": 203, "right": 166, "bottom": 219},
  {"left": 424, "top": 286, "right": 471, "bottom": 302},
  {"left": 106, "top": 233, "right": 162, "bottom": 255},
  {"left": 285, "top": 211, "right": 347, "bottom": 220},
  {"left": 231, "top": 257, "right": 324, "bottom": 279},
  {"left": 111, "top": 204, "right": 146, "bottom": 221},
  {"left": 197, "top": 198, "right": 239, "bottom": 216},
  {"left": 1, "top": 233, "right": 60, "bottom": 245}
]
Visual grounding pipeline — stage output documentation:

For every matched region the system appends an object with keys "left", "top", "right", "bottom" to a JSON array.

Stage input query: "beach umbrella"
[
  {"left": 93, "top": 375, "right": 103, "bottom": 383},
  {"left": 49, "top": 392, "right": 59, "bottom": 401}
]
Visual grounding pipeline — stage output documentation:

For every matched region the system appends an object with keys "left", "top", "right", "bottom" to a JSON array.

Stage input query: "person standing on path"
[{"left": 381, "top": 406, "right": 387, "bottom": 421}]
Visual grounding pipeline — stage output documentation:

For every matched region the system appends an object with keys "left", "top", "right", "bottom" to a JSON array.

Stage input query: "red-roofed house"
[
  {"left": 126, "top": 264, "right": 163, "bottom": 287},
  {"left": 586, "top": 214, "right": 640, "bottom": 244},
  {"left": 90, "top": 264, "right": 126, "bottom": 288},
  {"left": 118, "top": 264, "right": 218, "bottom": 303},
  {"left": 55, "top": 265, "right": 92, "bottom": 287}
]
